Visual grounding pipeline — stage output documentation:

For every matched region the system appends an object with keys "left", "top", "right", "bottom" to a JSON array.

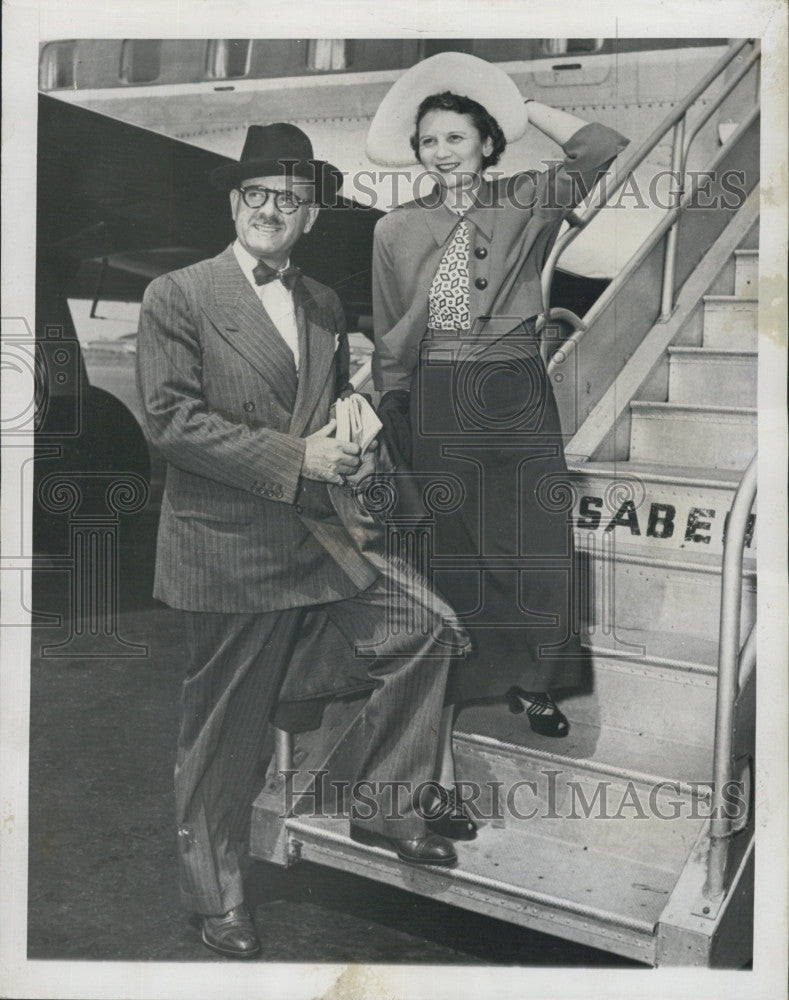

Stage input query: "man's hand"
[
  {"left": 302, "top": 420, "right": 362, "bottom": 484},
  {"left": 346, "top": 439, "right": 378, "bottom": 487}
]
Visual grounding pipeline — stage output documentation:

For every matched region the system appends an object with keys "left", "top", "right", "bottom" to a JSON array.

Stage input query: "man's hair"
[{"left": 409, "top": 91, "right": 507, "bottom": 169}]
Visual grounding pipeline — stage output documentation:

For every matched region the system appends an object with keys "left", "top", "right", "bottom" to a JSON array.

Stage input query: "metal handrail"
[
  {"left": 679, "top": 43, "right": 762, "bottom": 180},
  {"left": 540, "top": 38, "right": 758, "bottom": 327},
  {"left": 705, "top": 454, "right": 757, "bottom": 898},
  {"left": 660, "top": 41, "right": 761, "bottom": 320},
  {"left": 547, "top": 103, "right": 760, "bottom": 381},
  {"left": 738, "top": 622, "right": 756, "bottom": 692}
]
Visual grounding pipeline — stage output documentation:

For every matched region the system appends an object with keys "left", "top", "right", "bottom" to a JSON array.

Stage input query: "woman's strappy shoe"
[
  {"left": 424, "top": 785, "right": 478, "bottom": 841},
  {"left": 507, "top": 688, "right": 570, "bottom": 738}
]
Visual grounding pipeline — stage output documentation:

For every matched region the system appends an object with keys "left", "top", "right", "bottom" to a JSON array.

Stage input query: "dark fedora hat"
[{"left": 211, "top": 122, "right": 343, "bottom": 205}]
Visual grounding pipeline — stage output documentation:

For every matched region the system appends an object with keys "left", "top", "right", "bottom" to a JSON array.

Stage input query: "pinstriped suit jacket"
[{"left": 136, "top": 245, "right": 379, "bottom": 613}]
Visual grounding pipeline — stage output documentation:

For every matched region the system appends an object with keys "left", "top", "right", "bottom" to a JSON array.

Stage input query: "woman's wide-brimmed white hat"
[{"left": 366, "top": 52, "right": 529, "bottom": 167}]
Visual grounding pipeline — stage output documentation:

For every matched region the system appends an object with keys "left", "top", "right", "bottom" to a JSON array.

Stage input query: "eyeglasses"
[{"left": 237, "top": 186, "right": 313, "bottom": 214}]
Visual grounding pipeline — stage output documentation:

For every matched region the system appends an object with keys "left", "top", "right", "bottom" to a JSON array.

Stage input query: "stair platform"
[{"left": 286, "top": 813, "right": 676, "bottom": 963}]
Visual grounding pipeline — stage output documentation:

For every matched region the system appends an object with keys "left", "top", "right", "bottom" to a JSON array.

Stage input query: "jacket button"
[
  {"left": 474, "top": 246, "right": 488, "bottom": 259},
  {"left": 475, "top": 277, "right": 488, "bottom": 290},
  {"left": 243, "top": 401, "right": 255, "bottom": 412},
  {"left": 294, "top": 503, "right": 303, "bottom": 514},
  {"left": 275, "top": 485, "right": 283, "bottom": 498}
]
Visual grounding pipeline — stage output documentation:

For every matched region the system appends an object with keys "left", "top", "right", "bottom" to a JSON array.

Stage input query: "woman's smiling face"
[{"left": 416, "top": 109, "right": 493, "bottom": 191}]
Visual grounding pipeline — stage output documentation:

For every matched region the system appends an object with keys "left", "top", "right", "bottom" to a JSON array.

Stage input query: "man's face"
[{"left": 230, "top": 174, "right": 319, "bottom": 267}]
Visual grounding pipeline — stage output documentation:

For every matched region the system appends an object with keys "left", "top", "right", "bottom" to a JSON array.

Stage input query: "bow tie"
[{"left": 253, "top": 260, "right": 301, "bottom": 291}]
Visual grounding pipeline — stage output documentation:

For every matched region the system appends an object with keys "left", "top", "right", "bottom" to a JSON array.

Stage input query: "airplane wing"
[{"left": 37, "top": 93, "right": 383, "bottom": 320}]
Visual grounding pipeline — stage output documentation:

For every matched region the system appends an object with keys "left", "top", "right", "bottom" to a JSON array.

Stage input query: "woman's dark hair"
[{"left": 410, "top": 91, "right": 507, "bottom": 169}]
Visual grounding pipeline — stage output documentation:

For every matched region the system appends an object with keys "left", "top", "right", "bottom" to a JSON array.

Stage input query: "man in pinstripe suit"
[{"left": 136, "top": 124, "right": 462, "bottom": 959}]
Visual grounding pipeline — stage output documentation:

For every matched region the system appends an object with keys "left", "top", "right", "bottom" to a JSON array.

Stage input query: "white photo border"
[{"left": 2, "top": 2, "right": 787, "bottom": 998}]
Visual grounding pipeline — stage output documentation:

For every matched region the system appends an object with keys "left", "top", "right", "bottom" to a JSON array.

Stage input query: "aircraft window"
[
  {"left": 306, "top": 39, "right": 349, "bottom": 71},
  {"left": 541, "top": 39, "right": 605, "bottom": 56},
  {"left": 206, "top": 39, "right": 251, "bottom": 79},
  {"left": 39, "top": 41, "right": 76, "bottom": 90},
  {"left": 120, "top": 40, "right": 162, "bottom": 84}
]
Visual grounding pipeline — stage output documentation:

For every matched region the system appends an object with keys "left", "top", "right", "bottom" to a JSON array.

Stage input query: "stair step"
[
  {"left": 574, "top": 543, "right": 756, "bottom": 642},
  {"left": 287, "top": 813, "right": 672, "bottom": 963},
  {"left": 569, "top": 460, "right": 745, "bottom": 489},
  {"left": 562, "top": 641, "right": 717, "bottom": 748},
  {"left": 629, "top": 401, "right": 756, "bottom": 470},
  {"left": 456, "top": 703, "right": 714, "bottom": 788},
  {"left": 733, "top": 248, "right": 758, "bottom": 297},
  {"left": 561, "top": 627, "right": 719, "bottom": 750},
  {"left": 454, "top": 730, "right": 710, "bottom": 861},
  {"left": 569, "top": 461, "right": 757, "bottom": 558},
  {"left": 668, "top": 347, "right": 757, "bottom": 407},
  {"left": 702, "top": 295, "right": 758, "bottom": 349},
  {"left": 583, "top": 625, "right": 718, "bottom": 671}
]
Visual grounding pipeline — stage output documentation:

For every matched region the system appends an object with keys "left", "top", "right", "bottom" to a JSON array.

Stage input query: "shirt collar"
[
  {"left": 233, "top": 240, "right": 291, "bottom": 288},
  {"left": 422, "top": 186, "right": 495, "bottom": 246}
]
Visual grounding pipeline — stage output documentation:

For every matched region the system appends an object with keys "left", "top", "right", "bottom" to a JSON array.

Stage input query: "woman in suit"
[{"left": 367, "top": 53, "right": 629, "bottom": 838}]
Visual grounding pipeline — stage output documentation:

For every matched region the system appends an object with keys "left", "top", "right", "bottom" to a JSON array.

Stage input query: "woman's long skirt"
[{"left": 401, "top": 323, "right": 589, "bottom": 704}]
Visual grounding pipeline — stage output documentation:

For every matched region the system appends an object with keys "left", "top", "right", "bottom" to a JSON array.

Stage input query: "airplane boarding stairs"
[
  {"left": 447, "top": 227, "right": 758, "bottom": 965},
  {"left": 250, "top": 40, "right": 760, "bottom": 965},
  {"left": 250, "top": 218, "right": 758, "bottom": 967}
]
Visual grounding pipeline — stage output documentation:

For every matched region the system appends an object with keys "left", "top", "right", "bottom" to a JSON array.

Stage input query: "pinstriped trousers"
[{"left": 175, "top": 575, "right": 455, "bottom": 915}]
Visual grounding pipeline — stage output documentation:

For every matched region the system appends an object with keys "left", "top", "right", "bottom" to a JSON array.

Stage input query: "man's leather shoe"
[
  {"left": 201, "top": 904, "right": 261, "bottom": 959},
  {"left": 350, "top": 825, "right": 458, "bottom": 867}
]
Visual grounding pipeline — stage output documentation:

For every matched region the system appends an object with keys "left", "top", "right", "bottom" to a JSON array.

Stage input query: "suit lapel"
[
  {"left": 289, "top": 284, "right": 336, "bottom": 437},
  {"left": 205, "top": 247, "right": 299, "bottom": 409}
]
